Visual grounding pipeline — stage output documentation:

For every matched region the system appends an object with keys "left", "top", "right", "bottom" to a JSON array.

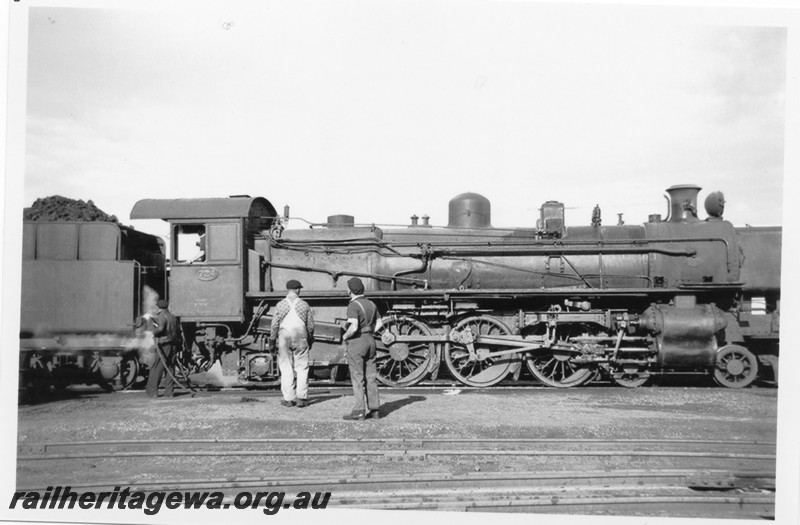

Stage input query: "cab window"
[{"left": 174, "top": 224, "right": 206, "bottom": 264}]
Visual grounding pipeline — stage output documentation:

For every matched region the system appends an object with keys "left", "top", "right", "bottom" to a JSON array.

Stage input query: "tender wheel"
[
  {"left": 375, "top": 316, "right": 435, "bottom": 387},
  {"left": 26, "top": 353, "right": 55, "bottom": 395},
  {"left": 714, "top": 344, "right": 758, "bottom": 388},
  {"left": 444, "top": 316, "right": 516, "bottom": 387},
  {"left": 120, "top": 353, "right": 141, "bottom": 389},
  {"left": 117, "top": 353, "right": 141, "bottom": 390}
]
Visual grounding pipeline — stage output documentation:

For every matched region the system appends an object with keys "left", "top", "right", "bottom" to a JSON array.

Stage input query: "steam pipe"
[
  {"left": 262, "top": 261, "right": 428, "bottom": 287},
  {"left": 392, "top": 258, "right": 430, "bottom": 291}
]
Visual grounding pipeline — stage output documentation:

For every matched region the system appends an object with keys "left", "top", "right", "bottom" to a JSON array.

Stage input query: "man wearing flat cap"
[
  {"left": 341, "top": 277, "right": 381, "bottom": 420},
  {"left": 146, "top": 299, "right": 180, "bottom": 398},
  {"left": 269, "top": 280, "right": 315, "bottom": 407}
]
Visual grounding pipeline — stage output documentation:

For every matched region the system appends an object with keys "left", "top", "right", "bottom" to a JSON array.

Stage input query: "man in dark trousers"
[
  {"left": 146, "top": 299, "right": 180, "bottom": 398},
  {"left": 269, "top": 280, "right": 315, "bottom": 408},
  {"left": 342, "top": 277, "right": 382, "bottom": 420}
]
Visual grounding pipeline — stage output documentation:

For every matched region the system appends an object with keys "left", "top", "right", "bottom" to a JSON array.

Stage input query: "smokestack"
[{"left": 665, "top": 185, "right": 701, "bottom": 223}]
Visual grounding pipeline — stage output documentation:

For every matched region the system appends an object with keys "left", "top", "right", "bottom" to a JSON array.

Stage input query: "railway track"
[
  {"left": 14, "top": 470, "right": 775, "bottom": 516},
  {"left": 17, "top": 437, "right": 776, "bottom": 518},
  {"left": 17, "top": 437, "right": 776, "bottom": 460}
]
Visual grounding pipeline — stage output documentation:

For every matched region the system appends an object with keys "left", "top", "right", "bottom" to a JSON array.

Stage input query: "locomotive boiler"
[{"left": 130, "top": 184, "right": 781, "bottom": 389}]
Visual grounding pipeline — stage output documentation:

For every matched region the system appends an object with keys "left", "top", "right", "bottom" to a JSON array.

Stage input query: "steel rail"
[
  {"left": 12, "top": 467, "right": 762, "bottom": 489},
  {"left": 19, "top": 437, "right": 777, "bottom": 449},
  {"left": 340, "top": 494, "right": 775, "bottom": 513},
  {"left": 17, "top": 449, "right": 776, "bottom": 461},
  {"left": 16, "top": 468, "right": 774, "bottom": 493}
]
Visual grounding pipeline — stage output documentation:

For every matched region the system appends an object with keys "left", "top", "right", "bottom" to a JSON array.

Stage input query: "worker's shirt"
[
  {"left": 346, "top": 296, "right": 377, "bottom": 338},
  {"left": 271, "top": 293, "right": 315, "bottom": 341},
  {"left": 153, "top": 309, "right": 179, "bottom": 343}
]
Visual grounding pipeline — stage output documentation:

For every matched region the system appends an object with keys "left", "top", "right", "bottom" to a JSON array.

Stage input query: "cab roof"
[{"left": 130, "top": 197, "right": 277, "bottom": 221}]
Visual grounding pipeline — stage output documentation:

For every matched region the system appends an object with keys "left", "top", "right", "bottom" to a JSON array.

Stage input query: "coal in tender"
[{"left": 23, "top": 195, "right": 119, "bottom": 223}]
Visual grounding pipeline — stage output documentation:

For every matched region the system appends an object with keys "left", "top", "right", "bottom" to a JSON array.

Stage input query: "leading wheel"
[
  {"left": 444, "top": 316, "right": 515, "bottom": 387},
  {"left": 714, "top": 344, "right": 758, "bottom": 388},
  {"left": 611, "top": 364, "right": 650, "bottom": 388},
  {"left": 375, "top": 316, "right": 434, "bottom": 387}
]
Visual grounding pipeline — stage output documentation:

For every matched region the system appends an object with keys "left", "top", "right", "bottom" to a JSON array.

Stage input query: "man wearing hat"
[
  {"left": 269, "top": 280, "right": 315, "bottom": 407},
  {"left": 341, "top": 277, "right": 381, "bottom": 420},
  {"left": 146, "top": 299, "right": 180, "bottom": 398}
]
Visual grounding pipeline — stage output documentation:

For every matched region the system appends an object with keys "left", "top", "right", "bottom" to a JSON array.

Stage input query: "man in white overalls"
[{"left": 268, "top": 280, "right": 315, "bottom": 407}]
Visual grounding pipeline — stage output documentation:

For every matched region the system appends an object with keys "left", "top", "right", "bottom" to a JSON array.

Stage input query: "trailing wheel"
[
  {"left": 714, "top": 344, "right": 758, "bottom": 388},
  {"left": 374, "top": 316, "right": 435, "bottom": 387},
  {"left": 444, "top": 316, "right": 515, "bottom": 387}
]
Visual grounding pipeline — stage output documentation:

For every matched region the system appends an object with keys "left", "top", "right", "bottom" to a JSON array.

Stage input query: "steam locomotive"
[{"left": 119, "top": 183, "right": 778, "bottom": 389}]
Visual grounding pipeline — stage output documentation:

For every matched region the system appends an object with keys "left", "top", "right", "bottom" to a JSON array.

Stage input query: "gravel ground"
[
  {"left": 17, "top": 385, "right": 777, "bottom": 490},
  {"left": 17, "top": 385, "right": 778, "bottom": 443}
]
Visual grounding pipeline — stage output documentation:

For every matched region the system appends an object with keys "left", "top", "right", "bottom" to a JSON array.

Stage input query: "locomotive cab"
[{"left": 131, "top": 196, "right": 277, "bottom": 322}]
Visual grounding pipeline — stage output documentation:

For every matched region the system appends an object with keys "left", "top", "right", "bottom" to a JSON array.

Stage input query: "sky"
[{"left": 17, "top": 1, "right": 788, "bottom": 242}]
